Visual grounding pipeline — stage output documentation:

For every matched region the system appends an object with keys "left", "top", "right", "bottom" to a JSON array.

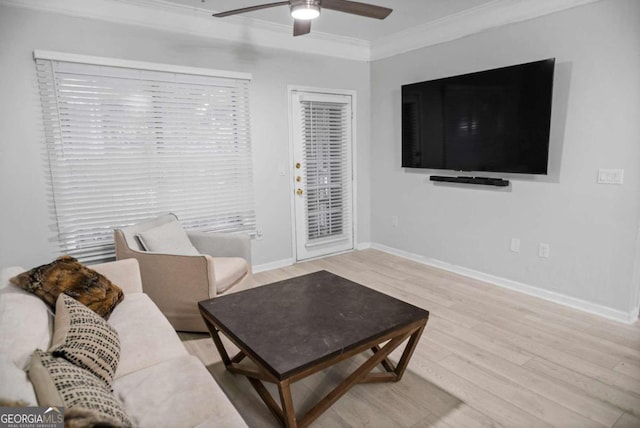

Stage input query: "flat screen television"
[{"left": 402, "top": 58, "right": 555, "bottom": 175}]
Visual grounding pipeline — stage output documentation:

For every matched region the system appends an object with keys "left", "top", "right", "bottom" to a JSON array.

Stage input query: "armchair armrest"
[
  {"left": 122, "top": 250, "right": 213, "bottom": 301},
  {"left": 187, "top": 231, "right": 252, "bottom": 268},
  {"left": 115, "top": 233, "right": 217, "bottom": 331}
]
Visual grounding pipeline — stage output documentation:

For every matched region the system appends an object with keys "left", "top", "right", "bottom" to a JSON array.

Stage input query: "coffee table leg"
[
  {"left": 278, "top": 381, "right": 297, "bottom": 428},
  {"left": 202, "top": 316, "right": 231, "bottom": 366},
  {"left": 248, "top": 377, "right": 285, "bottom": 425},
  {"left": 370, "top": 345, "right": 395, "bottom": 372},
  {"left": 394, "top": 324, "right": 426, "bottom": 381}
]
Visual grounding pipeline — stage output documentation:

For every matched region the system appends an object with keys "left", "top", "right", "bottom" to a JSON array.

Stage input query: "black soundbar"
[{"left": 430, "top": 175, "right": 509, "bottom": 187}]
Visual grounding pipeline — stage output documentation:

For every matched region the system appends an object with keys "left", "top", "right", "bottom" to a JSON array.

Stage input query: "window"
[
  {"left": 35, "top": 51, "right": 255, "bottom": 263},
  {"left": 301, "top": 99, "right": 351, "bottom": 241}
]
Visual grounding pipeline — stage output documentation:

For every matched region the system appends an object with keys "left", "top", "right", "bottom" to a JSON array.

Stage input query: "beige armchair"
[{"left": 114, "top": 214, "right": 253, "bottom": 332}]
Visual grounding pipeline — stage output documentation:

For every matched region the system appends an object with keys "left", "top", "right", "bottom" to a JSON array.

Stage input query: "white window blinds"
[
  {"left": 35, "top": 52, "right": 255, "bottom": 263},
  {"left": 300, "top": 98, "right": 352, "bottom": 243}
]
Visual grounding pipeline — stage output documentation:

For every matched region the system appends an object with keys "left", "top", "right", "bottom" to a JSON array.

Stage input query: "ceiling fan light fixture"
[{"left": 290, "top": 1, "right": 320, "bottom": 20}]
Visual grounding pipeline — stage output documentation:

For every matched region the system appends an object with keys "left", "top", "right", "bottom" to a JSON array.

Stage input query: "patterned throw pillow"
[
  {"left": 49, "top": 294, "right": 120, "bottom": 389},
  {"left": 27, "top": 350, "right": 134, "bottom": 427},
  {"left": 9, "top": 255, "right": 124, "bottom": 318}
]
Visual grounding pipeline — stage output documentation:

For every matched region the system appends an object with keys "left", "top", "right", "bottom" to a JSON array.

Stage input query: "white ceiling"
[
  {"left": 160, "top": 0, "right": 493, "bottom": 41},
  {"left": 3, "top": 0, "right": 602, "bottom": 60}
]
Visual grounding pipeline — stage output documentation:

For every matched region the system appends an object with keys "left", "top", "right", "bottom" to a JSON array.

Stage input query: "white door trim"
[{"left": 287, "top": 85, "right": 358, "bottom": 263}]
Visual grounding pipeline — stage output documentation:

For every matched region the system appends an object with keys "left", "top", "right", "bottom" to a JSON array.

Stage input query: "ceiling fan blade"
[
  {"left": 213, "top": 1, "right": 289, "bottom": 18},
  {"left": 293, "top": 19, "right": 312, "bottom": 36},
  {"left": 321, "top": 0, "right": 392, "bottom": 19}
]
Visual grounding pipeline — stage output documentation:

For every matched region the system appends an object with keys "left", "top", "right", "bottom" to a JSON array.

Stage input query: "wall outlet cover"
[
  {"left": 597, "top": 168, "right": 624, "bottom": 184},
  {"left": 539, "top": 243, "right": 550, "bottom": 258}
]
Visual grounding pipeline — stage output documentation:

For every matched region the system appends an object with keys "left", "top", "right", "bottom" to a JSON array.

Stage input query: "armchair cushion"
[
  {"left": 117, "top": 213, "right": 178, "bottom": 251},
  {"left": 136, "top": 220, "right": 200, "bottom": 256}
]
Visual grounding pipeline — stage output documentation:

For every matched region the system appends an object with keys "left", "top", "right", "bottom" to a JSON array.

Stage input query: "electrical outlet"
[
  {"left": 391, "top": 216, "right": 399, "bottom": 228},
  {"left": 598, "top": 168, "right": 624, "bottom": 184},
  {"left": 255, "top": 228, "right": 264, "bottom": 241},
  {"left": 539, "top": 243, "right": 550, "bottom": 258},
  {"left": 510, "top": 238, "right": 520, "bottom": 253}
]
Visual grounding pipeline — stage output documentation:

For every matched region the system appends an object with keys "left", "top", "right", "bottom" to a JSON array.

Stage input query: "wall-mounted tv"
[{"left": 402, "top": 58, "right": 555, "bottom": 175}]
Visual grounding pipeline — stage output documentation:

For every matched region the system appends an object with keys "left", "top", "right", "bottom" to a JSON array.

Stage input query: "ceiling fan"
[{"left": 212, "top": 0, "right": 393, "bottom": 36}]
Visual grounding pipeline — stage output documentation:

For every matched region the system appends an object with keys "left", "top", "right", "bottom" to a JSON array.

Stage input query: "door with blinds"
[{"left": 291, "top": 91, "right": 354, "bottom": 261}]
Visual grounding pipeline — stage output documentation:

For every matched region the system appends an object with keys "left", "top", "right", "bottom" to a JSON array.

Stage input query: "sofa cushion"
[
  {"left": 108, "top": 293, "right": 188, "bottom": 379},
  {"left": 114, "top": 355, "right": 247, "bottom": 428},
  {"left": 91, "top": 259, "right": 143, "bottom": 296},
  {"left": 28, "top": 350, "right": 134, "bottom": 427},
  {"left": 9, "top": 256, "right": 124, "bottom": 318},
  {"left": 0, "top": 355, "right": 37, "bottom": 406},
  {"left": 0, "top": 268, "right": 51, "bottom": 406},
  {"left": 49, "top": 294, "right": 120, "bottom": 389},
  {"left": 0, "top": 274, "right": 52, "bottom": 370},
  {"left": 135, "top": 219, "right": 200, "bottom": 256}
]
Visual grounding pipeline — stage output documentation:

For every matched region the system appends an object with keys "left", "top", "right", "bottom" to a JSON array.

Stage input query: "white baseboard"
[
  {"left": 371, "top": 243, "right": 638, "bottom": 325},
  {"left": 253, "top": 243, "right": 368, "bottom": 272},
  {"left": 252, "top": 258, "right": 294, "bottom": 273}
]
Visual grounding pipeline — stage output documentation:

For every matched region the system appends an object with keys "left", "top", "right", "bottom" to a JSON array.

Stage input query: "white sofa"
[{"left": 0, "top": 258, "right": 247, "bottom": 428}]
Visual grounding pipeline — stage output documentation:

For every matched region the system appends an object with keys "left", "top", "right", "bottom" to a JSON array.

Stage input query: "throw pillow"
[
  {"left": 9, "top": 256, "right": 124, "bottom": 318},
  {"left": 50, "top": 294, "right": 120, "bottom": 389},
  {"left": 135, "top": 220, "right": 200, "bottom": 256},
  {"left": 64, "top": 407, "right": 121, "bottom": 428},
  {"left": 28, "top": 350, "right": 133, "bottom": 427}
]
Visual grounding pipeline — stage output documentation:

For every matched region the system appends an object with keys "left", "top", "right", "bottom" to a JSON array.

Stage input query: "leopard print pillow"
[{"left": 10, "top": 256, "right": 124, "bottom": 318}]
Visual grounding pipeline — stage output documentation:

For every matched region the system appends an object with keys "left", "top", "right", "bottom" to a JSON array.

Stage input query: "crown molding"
[
  {"left": 370, "top": 0, "right": 602, "bottom": 61},
  {"left": 1, "top": 0, "right": 603, "bottom": 62},
  {"left": 0, "top": 0, "right": 371, "bottom": 61}
]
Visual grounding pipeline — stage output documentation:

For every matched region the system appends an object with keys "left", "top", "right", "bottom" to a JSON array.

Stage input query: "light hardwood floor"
[{"left": 182, "top": 249, "right": 640, "bottom": 428}]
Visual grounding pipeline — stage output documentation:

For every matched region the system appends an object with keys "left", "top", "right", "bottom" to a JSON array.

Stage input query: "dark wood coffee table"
[{"left": 198, "top": 270, "right": 429, "bottom": 428}]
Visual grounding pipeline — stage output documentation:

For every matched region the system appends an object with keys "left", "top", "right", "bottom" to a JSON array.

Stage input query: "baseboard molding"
[
  {"left": 371, "top": 243, "right": 638, "bottom": 325},
  {"left": 254, "top": 244, "right": 370, "bottom": 272},
  {"left": 252, "top": 258, "right": 294, "bottom": 273}
]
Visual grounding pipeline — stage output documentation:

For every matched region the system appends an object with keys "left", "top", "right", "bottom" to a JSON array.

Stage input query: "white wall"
[
  {"left": 0, "top": 4, "right": 371, "bottom": 268},
  {"left": 2, "top": 0, "right": 638, "bottom": 321},
  {"left": 370, "top": 0, "right": 640, "bottom": 316}
]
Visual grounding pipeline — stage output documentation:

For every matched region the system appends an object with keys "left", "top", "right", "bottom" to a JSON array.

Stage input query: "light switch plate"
[
  {"left": 539, "top": 243, "right": 550, "bottom": 258},
  {"left": 598, "top": 168, "right": 624, "bottom": 184}
]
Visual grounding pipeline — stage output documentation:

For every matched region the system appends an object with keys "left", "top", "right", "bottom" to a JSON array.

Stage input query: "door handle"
[{"left": 296, "top": 188, "right": 304, "bottom": 196}]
